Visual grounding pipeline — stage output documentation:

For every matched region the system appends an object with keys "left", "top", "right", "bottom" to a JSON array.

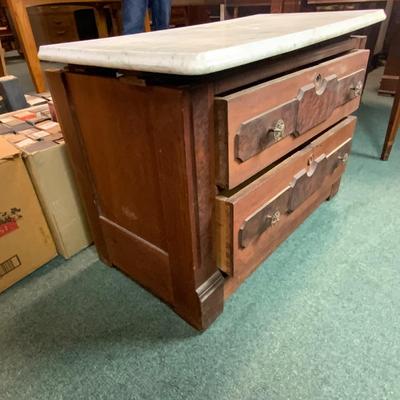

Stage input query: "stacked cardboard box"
[
  {"left": 0, "top": 100, "right": 91, "bottom": 269},
  {"left": 0, "top": 137, "right": 57, "bottom": 293}
]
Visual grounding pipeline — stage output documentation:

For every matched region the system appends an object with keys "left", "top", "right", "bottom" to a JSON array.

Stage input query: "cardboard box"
[
  {"left": 0, "top": 137, "right": 57, "bottom": 294},
  {"left": 23, "top": 142, "right": 92, "bottom": 259},
  {"left": 24, "top": 94, "right": 48, "bottom": 107}
]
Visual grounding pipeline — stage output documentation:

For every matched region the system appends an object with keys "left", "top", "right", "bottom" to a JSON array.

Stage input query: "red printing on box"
[{"left": 0, "top": 220, "right": 18, "bottom": 237}]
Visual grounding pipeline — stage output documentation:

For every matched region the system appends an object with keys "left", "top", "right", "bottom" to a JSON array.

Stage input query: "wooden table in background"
[
  {"left": 2, "top": 0, "right": 120, "bottom": 92},
  {"left": 3, "top": 0, "right": 228, "bottom": 93}
]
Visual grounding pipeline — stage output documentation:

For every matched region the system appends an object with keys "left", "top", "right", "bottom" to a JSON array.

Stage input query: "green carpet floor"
[{"left": 1, "top": 68, "right": 399, "bottom": 400}]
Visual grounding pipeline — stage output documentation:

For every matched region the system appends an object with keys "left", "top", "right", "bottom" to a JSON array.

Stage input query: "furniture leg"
[
  {"left": 381, "top": 79, "right": 400, "bottom": 160},
  {"left": 233, "top": 6, "right": 238, "bottom": 18},
  {"left": 6, "top": 0, "right": 46, "bottom": 92},
  {"left": 145, "top": 9, "right": 151, "bottom": 32},
  {"left": 327, "top": 177, "right": 342, "bottom": 201},
  {"left": 0, "top": 40, "right": 7, "bottom": 76}
]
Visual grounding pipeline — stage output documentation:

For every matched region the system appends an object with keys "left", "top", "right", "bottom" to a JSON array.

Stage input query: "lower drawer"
[{"left": 216, "top": 116, "right": 356, "bottom": 279}]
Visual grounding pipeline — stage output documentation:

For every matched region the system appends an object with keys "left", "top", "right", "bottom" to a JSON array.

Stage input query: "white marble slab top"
[{"left": 39, "top": 10, "right": 385, "bottom": 76}]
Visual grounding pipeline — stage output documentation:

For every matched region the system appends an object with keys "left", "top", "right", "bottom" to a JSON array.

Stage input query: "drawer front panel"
[
  {"left": 238, "top": 140, "right": 351, "bottom": 249},
  {"left": 216, "top": 116, "right": 356, "bottom": 277},
  {"left": 215, "top": 50, "right": 368, "bottom": 189},
  {"left": 49, "top": 15, "right": 75, "bottom": 30}
]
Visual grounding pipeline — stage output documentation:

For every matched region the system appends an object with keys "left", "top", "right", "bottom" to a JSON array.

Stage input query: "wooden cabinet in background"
[
  {"left": 0, "top": 5, "right": 17, "bottom": 52},
  {"left": 28, "top": 5, "right": 102, "bottom": 48},
  {"left": 379, "top": 26, "right": 400, "bottom": 95},
  {"left": 379, "top": 0, "right": 400, "bottom": 95}
]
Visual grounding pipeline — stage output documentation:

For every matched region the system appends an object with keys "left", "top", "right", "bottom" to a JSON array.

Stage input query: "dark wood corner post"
[
  {"left": 149, "top": 82, "right": 224, "bottom": 330},
  {"left": 46, "top": 68, "right": 223, "bottom": 330}
]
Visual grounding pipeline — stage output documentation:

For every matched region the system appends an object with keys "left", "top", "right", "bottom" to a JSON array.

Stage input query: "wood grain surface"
[
  {"left": 215, "top": 50, "right": 368, "bottom": 189},
  {"left": 216, "top": 116, "right": 356, "bottom": 278}
]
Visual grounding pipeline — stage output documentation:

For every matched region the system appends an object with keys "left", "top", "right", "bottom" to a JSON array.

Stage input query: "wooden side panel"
[
  {"left": 100, "top": 216, "right": 173, "bottom": 303},
  {"left": 48, "top": 70, "right": 223, "bottom": 330},
  {"left": 65, "top": 73, "right": 167, "bottom": 250},
  {"left": 216, "top": 117, "right": 356, "bottom": 278},
  {"left": 46, "top": 69, "right": 111, "bottom": 264},
  {"left": 215, "top": 50, "right": 368, "bottom": 189}
]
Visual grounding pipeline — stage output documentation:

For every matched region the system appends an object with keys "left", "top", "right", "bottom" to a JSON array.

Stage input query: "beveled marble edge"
[{"left": 39, "top": 10, "right": 385, "bottom": 76}]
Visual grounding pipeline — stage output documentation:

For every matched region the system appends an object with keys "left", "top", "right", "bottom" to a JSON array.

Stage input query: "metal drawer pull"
[
  {"left": 339, "top": 153, "right": 349, "bottom": 163},
  {"left": 351, "top": 81, "right": 363, "bottom": 97},
  {"left": 234, "top": 70, "right": 364, "bottom": 163},
  {"left": 271, "top": 211, "right": 280, "bottom": 225},
  {"left": 239, "top": 141, "right": 352, "bottom": 248},
  {"left": 272, "top": 119, "right": 285, "bottom": 141},
  {"left": 314, "top": 73, "right": 328, "bottom": 95}
]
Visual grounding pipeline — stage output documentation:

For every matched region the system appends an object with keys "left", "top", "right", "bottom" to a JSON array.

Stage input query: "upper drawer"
[
  {"left": 216, "top": 116, "right": 356, "bottom": 278},
  {"left": 215, "top": 50, "right": 369, "bottom": 189}
]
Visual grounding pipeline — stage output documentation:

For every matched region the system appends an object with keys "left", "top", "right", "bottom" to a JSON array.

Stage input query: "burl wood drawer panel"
[
  {"left": 215, "top": 50, "right": 368, "bottom": 189},
  {"left": 216, "top": 116, "right": 356, "bottom": 281}
]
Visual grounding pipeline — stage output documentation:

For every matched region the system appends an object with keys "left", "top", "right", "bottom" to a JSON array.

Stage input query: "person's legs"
[
  {"left": 150, "top": 0, "right": 171, "bottom": 31},
  {"left": 122, "top": 0, "right": 148, "bottom": 34}
]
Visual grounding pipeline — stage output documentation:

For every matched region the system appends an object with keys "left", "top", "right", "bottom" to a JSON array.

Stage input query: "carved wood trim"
[
  {"left": 234, "top": 69, "right": 365, "bottom": 162},
  {"left": 238, "top": 140, "right": 352, "bottom": 248}
]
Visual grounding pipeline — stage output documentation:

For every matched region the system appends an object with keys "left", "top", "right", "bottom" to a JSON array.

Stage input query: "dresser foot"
[
  {"left": 173, "top": 271, "right": 224, "bottom": 331},
  {"left": 193, "top": 271, "right": 225, "bottom": 330},
  {"left": 327, "top": 177, "right": 342, "bottom": 201}
]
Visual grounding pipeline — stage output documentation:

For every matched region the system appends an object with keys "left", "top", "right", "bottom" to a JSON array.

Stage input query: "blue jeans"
[{"left": 122, "top": 0, "right": 171, "bottom": 34}]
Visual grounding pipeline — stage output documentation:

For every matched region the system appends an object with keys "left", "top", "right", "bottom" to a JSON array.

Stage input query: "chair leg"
[
  {"left": 144, "top": 9, "right": 151, "bottom": 32},
  {"left": 0, "top": 40, "right": 7, "bottom": 77},
  {"left": 381, "top": 79, "right": 400, "bottom": 161}
]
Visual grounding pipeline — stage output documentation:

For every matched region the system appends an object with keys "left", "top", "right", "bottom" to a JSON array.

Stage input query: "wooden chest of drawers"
[{"left": 40, "top": 11, "right": 384, "bottom": 330}]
